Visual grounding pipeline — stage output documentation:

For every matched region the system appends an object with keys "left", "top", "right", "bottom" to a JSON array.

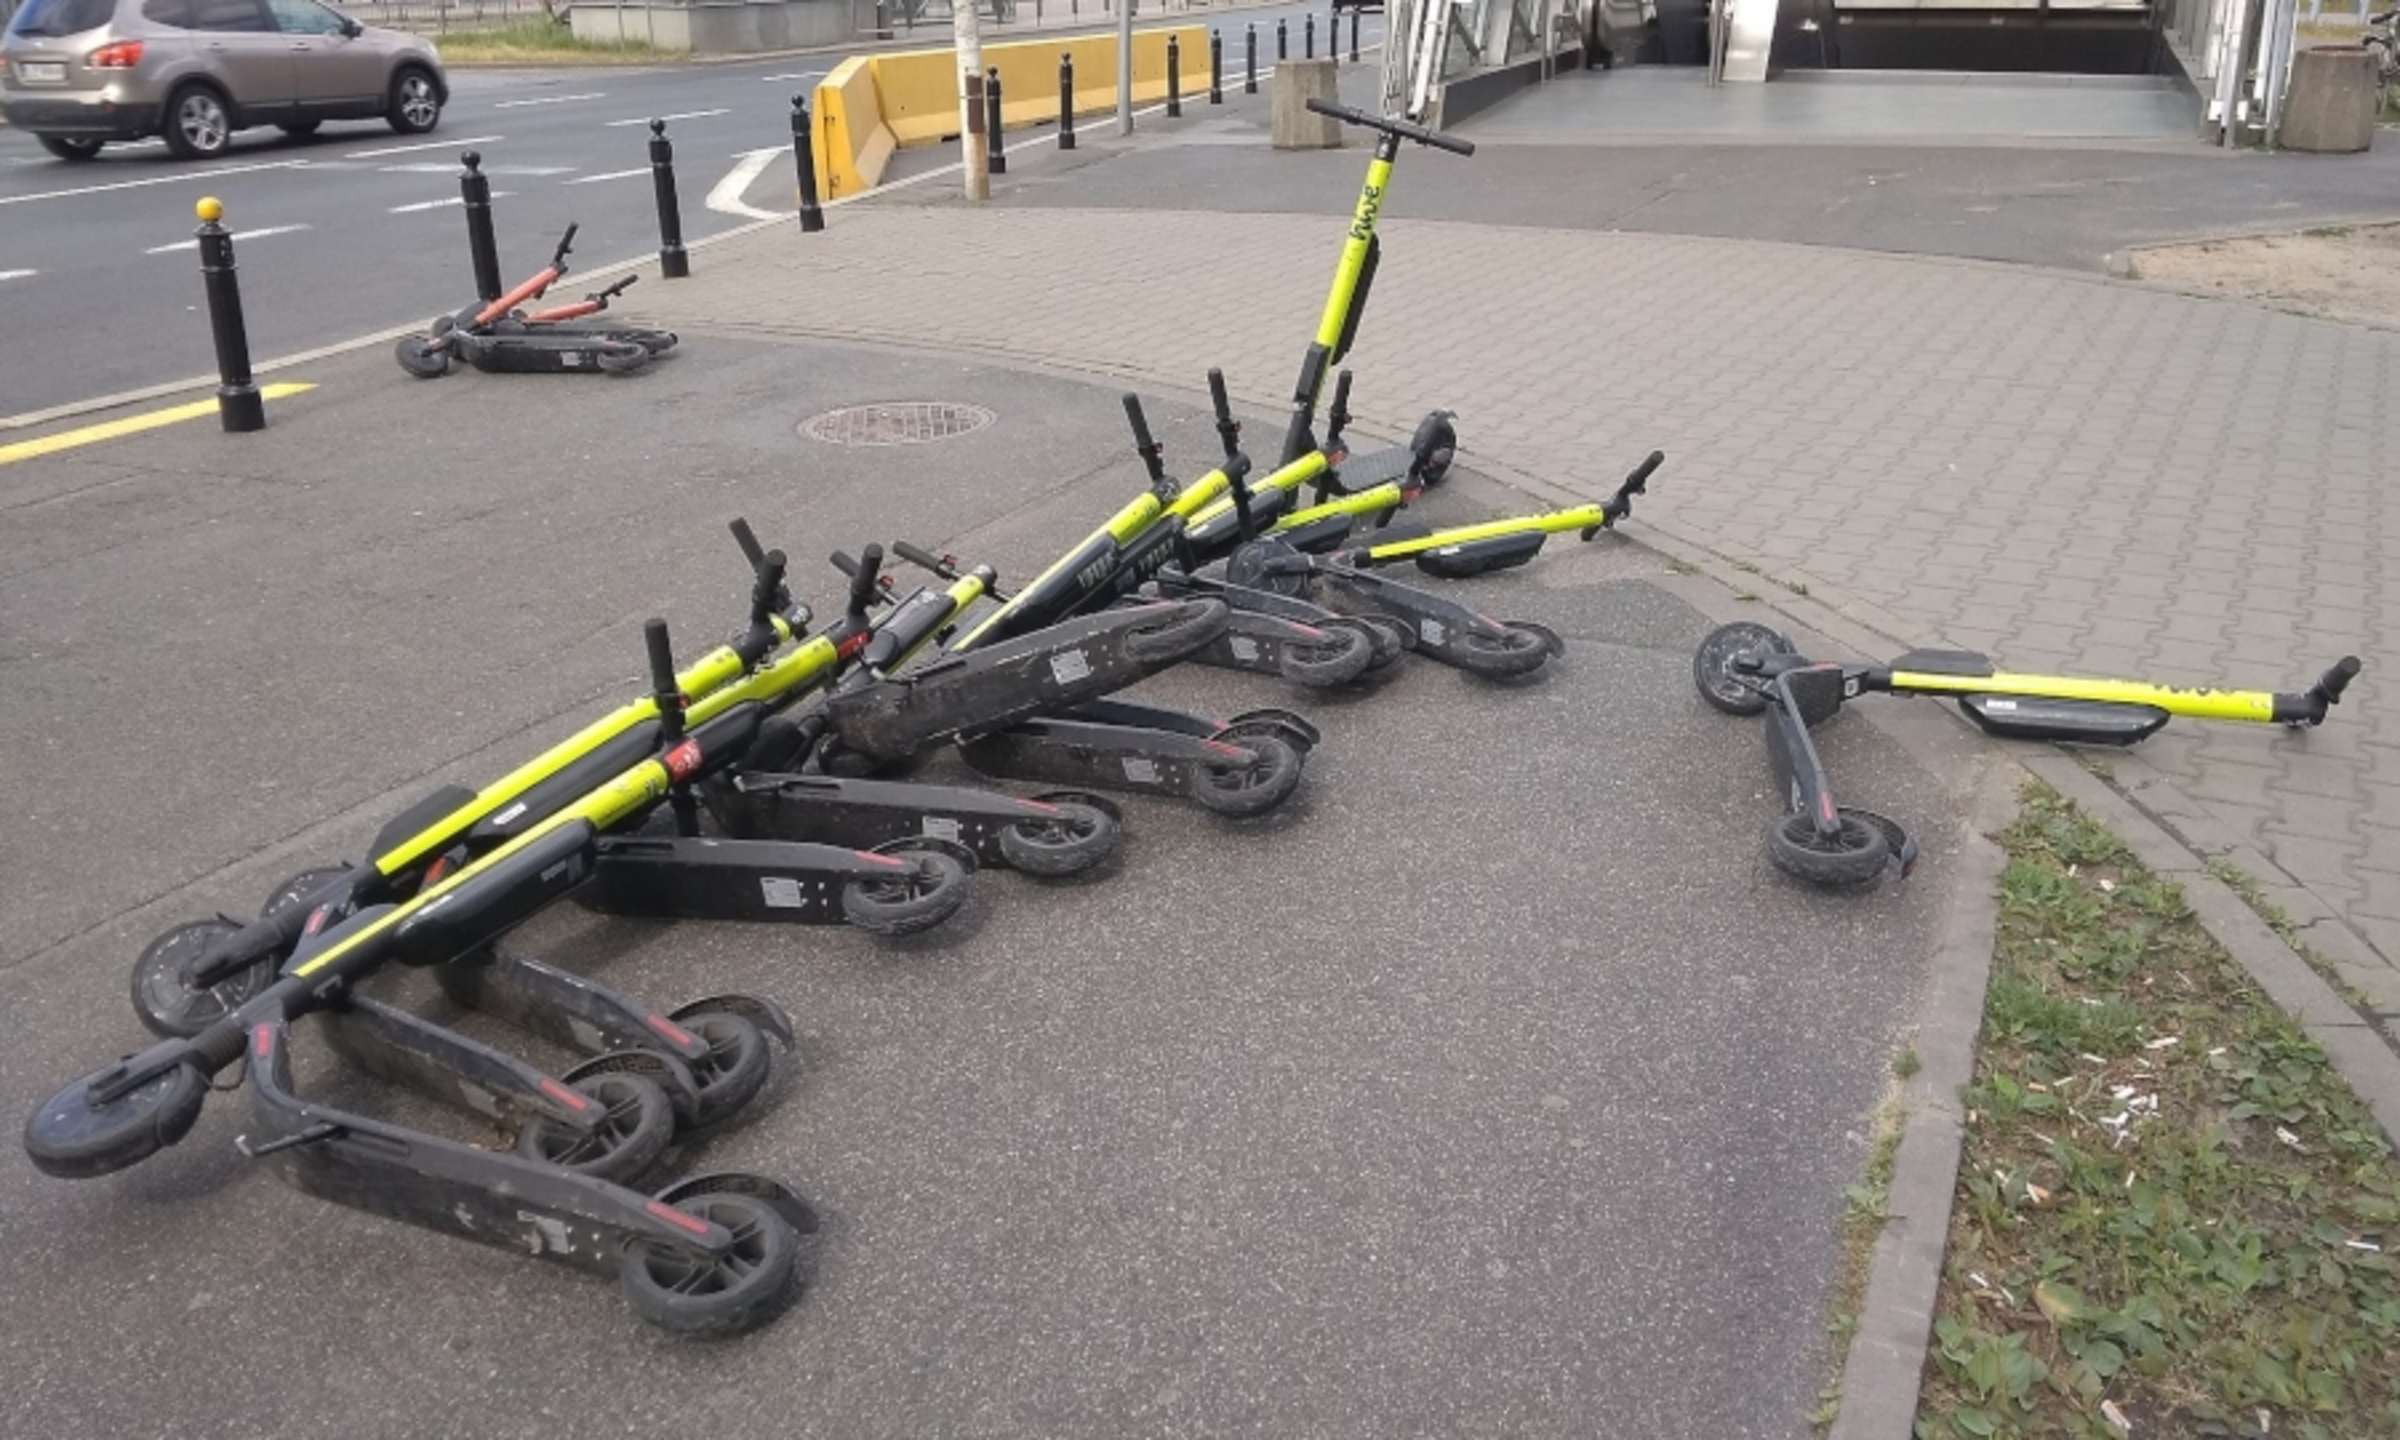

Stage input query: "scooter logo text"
[{"left": 1350, "top": 183, "right": 1384, "bottom": 241}]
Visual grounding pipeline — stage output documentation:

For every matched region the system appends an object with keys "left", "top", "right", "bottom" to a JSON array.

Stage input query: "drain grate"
[{"left": 799, "top": 402, "right": 997, "bottom": 447}]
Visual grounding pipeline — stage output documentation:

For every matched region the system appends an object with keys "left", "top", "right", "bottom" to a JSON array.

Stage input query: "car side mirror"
[{"left": 340, "top": 17, "right": 361, "bottom": 36}]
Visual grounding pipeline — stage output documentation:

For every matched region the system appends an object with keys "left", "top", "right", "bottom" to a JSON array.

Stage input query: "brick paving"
[{"left": 636, "top": 190, "right": 2400, "bottom": 1046}]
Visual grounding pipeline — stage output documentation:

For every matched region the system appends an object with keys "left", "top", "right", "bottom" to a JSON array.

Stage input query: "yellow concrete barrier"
[
  {"left": 814, "top": 55, "right": 896, "bottom": 203},
  {"left": 810, "top": 27, "right": 1214, "bottom": 198}
]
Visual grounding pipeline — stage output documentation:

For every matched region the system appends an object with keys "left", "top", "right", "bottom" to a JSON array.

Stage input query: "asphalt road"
[
  {"left": 0, "top": 334, "right": 1959, "bottom": 1439},
  {"left": 0, "top": 0, "right": 1383, "bottom": 418}
]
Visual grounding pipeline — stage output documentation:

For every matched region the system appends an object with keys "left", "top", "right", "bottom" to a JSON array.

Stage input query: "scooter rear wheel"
[
  {"left": 618, "top": 1192, "right": 799, "bottom": 1338},
  {"left": 1121, "top": 602, "right": 1228, "bottom": 665},
  {"left": 130, "top": 918, "right": 272, "bottom": 1040},
  {"left": 1193, "top": 735, "right": 1303, "bottom": 818},
  {"left": 1766, "top": 812, "right": 1891, "bottom": 890},
  {"left": 515, "top": 1072, "right": 675, "bottom": 1185},
  {"left": 24, "top": 1060, "right": 209, "bottom": 1180},
  {"left": 1694, "top": 622, "right": 1794, "bottom": 717},
  {"left": 841, "top": 847, "right": 971, "bottom": 936},
  {"left": 1279, "top": 625, "right": 1373, "bottom": 688},
  {"left": 594, "top": 341, "right": 653, "bottom": 375},
  {"left": 1448, "top": 624, "right": 1554, "bottom": 680},
  {"left": 668, "top": 1012, "right": 774, "bottom": 1129},
  {"left": 394, "top": 335, "right": 450, "bottom": 379},
  {"left": 261, "top": 864, "right": 355, "bottom": 923},
  {"left": 1355, "top": 616, "right": 1410, "bottom": 667},
  {"left": 997, "top": 801, "right": 1119, "bottom": 877}
]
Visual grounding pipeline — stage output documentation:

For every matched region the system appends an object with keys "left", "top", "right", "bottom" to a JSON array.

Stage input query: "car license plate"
[{"left": 18, "top": 61, "right": 66, "bottom": 82}]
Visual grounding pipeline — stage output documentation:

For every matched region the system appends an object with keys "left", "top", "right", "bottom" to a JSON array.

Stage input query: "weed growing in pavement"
[
  {"left": 1813, "top": 1066, "right": 1913, "bottom": 1431},
  {"left": 1914, "top": 785, "right": 2400, "bottom": 1439},
  {"left": 428, "top": 18, "right": 671, "bottom": 64}
]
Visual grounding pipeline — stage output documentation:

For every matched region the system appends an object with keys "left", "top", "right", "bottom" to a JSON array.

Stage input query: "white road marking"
[
  {"left": 494, "top": 92, "right": 604, "bottom": 108},
  {"left": 388, "top": 192, "right": 511, "bottom": 213},
  {"left": 607, "top": 108, "right": 729, "bottom": 127},
  {"left": 377, "top": 162, "right": 572, "bottom": 175},
  {"left": 145, "top": 223, "right": 311, "bottom": 254},
  {"left": 0, "top": 269, "right": 35, "bottom": 281},
  {"left": 563, "top": 167, "right": 651, "bottom": 185},
  {"left": 759, "top": 72, "right": 823, "bottom": 82},
  {"left": 0, "top": 158, "right": 309, "bottom": 208},
  {"left": 705, "top": 148, "right": 781, "bottom": 220},
  {"left": 345, "top": 134, "right": 500, "bottom": 159}
]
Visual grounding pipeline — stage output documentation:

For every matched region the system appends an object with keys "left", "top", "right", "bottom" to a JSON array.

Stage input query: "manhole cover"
[{"left": 799, "top": 402, "right": 996, "bottom": 446}]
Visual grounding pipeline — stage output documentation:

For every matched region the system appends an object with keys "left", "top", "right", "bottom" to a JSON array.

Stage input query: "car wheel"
[
  {"left": 387, "top": 66, "right": 441, "bottom": 135},
  {"left": 37, "top": 135, "right": 104, "bottom": 162},
  {"left": 161, "top": 85, "right": 233, "bottom": 160}
]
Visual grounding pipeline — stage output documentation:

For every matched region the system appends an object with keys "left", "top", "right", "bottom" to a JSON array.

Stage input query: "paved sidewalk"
[{"left": 630, "top": 149, "right": 2400, "bottom": 1053}]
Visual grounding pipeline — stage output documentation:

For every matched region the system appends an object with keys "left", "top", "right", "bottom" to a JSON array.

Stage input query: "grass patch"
[
  {"left": 1815, "top": 1065, "right": 1913, "bottom": 1429},
  {"left": 429, "top": 17, "right": 674, "bottom": 65},
  {"left": 1916, "top": 784, "right": 2400, "bottom": 1439}
]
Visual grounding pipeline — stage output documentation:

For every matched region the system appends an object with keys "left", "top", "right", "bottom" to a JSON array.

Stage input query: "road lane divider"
[
  {"left": 345, "top": 135, "right": 500, "bottom": 159},
  {"left": 390, "top": 193, "right": 512, "bottom": 213},
  {"left": 0, "top": 384, "right": 314, "bottom": 468},
  {"left": 494, "top": 92, "right": 604, "bottom": 108},
  {"left": 607, "top": 109, "right": 728, "bottom": 127},
  {"left": 565, "top": 167, "right": 651, "bottom": 186},
  {"left": 0, "top": 158, "right": 310, "bottom": 208},
  {"left": 0, "top": 269, "right": 34, "bottom": 282},
  {"left": 145, "top": 223, "right": 310, "bottom": 255},
  {"left": 706, "top": 149, "right": 781, "bottom": 221}
]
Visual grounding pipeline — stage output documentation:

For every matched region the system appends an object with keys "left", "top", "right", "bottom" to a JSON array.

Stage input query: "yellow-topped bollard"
[{"left": 192, "top": 195, "right": 264, "bottom": 433}]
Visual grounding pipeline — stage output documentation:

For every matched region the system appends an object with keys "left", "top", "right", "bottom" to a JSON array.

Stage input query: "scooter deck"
[{"left": 1955, "top": 694, "right": 2170, "bottom": 745}]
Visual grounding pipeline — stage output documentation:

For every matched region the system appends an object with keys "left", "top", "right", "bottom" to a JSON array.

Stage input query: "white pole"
[
  {"left": 1117, "top": 0, "right": 1134, "bottom": 134},
  {"left": 956, "top": 0, "right": 990, "bottom": 199}
]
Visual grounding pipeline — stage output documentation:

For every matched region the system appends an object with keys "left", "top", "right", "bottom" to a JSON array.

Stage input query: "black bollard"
[
  {"left": 459, "top": 150, "right": 501, "bottom": 303},
  {"left": 1209, "top": 30, "right": 1222, "bottom": 104},
  {"left": 790, "top": 95, "right": 826, "bottom": 233},
  {"left": 193, "top": 197, "right": 264, "bottom": 434},
  {"left": 1277, "top": 16, "right": 1287, "bottom": 60},
  {"left": 1304, "top": 12, "right": 1314, "bottom": 59},
  {"left": 1059, "top": 52, "right": 1076, "bottom": 150},
  {"left": 1349, "top": 7, "right": 1360, "bottom": 62},
  {"left": 1246, "top": 23, "right": 1257, "bottom": 93},
  {"left": 647, "top": 119, "right": 690, "bottom": 279},
  {"left": 1167, "top": 35, "right": 1181, "bottom": 117},
  {"left": 985, "top": 66, "right": 1006, "bottom": 176}
]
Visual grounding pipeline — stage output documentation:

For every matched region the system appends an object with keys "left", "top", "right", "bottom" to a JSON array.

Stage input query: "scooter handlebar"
[
  {"left": 1303, "top": 98, "right": 1475, "bottom": 155},
  {"left": 892, "top": 540, "right": 954, "bottom": 577},
  {"left": 729, "top": 517, "right": 766, "bottom": 566},
  {"left": 847, "top": 543, "right": 886, "bottom": 616},
  {"left": 550, "top": 222, "right": 579, "bottom": 270}
]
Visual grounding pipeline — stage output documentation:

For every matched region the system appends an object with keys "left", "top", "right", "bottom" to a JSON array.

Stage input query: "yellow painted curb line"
[{"left": 0, "top": 383, "right": 315, "bottom": 468}]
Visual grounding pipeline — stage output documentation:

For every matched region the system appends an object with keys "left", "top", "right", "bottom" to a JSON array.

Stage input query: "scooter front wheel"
[
  {"left": 1121, "top": 602, "right": 1228, "bottom": 665},
  {"left": 1448, "top": 624, "right": 1555, "bottom": 680},
  {"left": 594, "top": 341, "right": 654, "bottom": 375},
  {"left": 841, "top": 848, "right": 971, "bottom": 936},
  {"left": 997, "top": 801, "right": 1120, "bottom": 877},
  {"left": 24, "top": 1060, "right": 209, "bottom": 1180},
  {"left": 394, "top": 335, "right": 450, "bottom": 379},
  {"left": 261, "top": 864, "right": 355, "bottom": 923},
  {"left": 619, "top": 1192, "right": 799, "bottom": 1338},
  {"left": 671, "top": 1012, "right": 774, "bottom": 1129},
  {"left": 1766, "top": 812, "right": 1891, "bottom": 890},
  {"left": 1693, "top": 621, "right": 1794, "bottom": 717},
  {"left": 1193, "top": 735, "right": 1303, "bottom": 818},
  {"left": 130, "top": 918, "right": 271, "bottom": 1040},
  {"left": 515, "top": 1071, "right": 675, "bottom": 1185},
  {"left": 1280, "top": 625, "right": 1373, "bottom": 688}
]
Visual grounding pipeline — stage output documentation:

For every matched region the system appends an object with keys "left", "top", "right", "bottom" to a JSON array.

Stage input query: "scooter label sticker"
[
  {"left": 921, "top": 816, "right": 962, "bottom": 842},
  {"left": 492, "top": 801, "right": 528, "bottom": 828},
  {"left": 1985, "top": 699, "right": 2018, "bottom": 711},
  {"left": 1420, "top": 619, "right": 1448, "bottom": 646},
  {"left": 760, "top": 876, "right": 807, "bottom": 909},
  {"left": 1051, "top": 649, "right": 1092, "bottom": 685},
  {"left": 562, "top": 353, "right": 582, "bottom": 367},
  {"left": 1230, "top": 637, "right": 1259, "bottom": 662},
  {"left": 1123, "top": 758, "right": 1159, "bottom": 784},
  {"left": 663, "top": 740, "right": 703, "bottom": 781},
  {"left": 1843, "top": 677, "right": 1862, "bottom": 699}
]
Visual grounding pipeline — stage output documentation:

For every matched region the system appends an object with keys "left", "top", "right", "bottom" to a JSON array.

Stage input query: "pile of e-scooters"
[{"left": 24, "top": 83, "right": 2362, "bottom": 1341}]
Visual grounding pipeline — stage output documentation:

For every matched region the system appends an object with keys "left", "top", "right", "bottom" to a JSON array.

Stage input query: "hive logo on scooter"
[{"left": 1350, "top": 181, "right": 1385, "bottom": 242}]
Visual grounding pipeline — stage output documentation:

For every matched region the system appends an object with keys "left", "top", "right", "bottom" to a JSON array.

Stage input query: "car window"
[
  {"left": 141, "top": 0, "right": 194, "bottom": 26},
  {"left": 264, "top": 0, "right": 345, "bottom": 34},
  {"left": 185, "top": 0, "right": 270, "bottom": 30},
  {"left": 5, "top": 0, "right": 118, "bottom": 38}
]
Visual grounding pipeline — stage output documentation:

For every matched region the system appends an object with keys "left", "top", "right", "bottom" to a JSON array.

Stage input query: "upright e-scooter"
[{"left": 1692, "top": 620, "right": 2363, "bottom": 887}]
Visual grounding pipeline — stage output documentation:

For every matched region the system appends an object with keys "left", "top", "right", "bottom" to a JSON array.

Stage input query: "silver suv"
[{"left": 2, "top": 0, "right": 445, "bottom": 161}]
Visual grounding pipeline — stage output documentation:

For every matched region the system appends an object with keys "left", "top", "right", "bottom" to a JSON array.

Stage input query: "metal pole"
[
  {"left": 459, "top": 150, "right": 501, "bottom": 304},
  {"left": 1277, "top": 16, "right": 1287, "bottom": 58},
  {"left": 1349, "top": 7, "right": 1360, "bottom": 62},
  {"left": 1246, "top": 22, "right": 1257, "bottom": 91},
  {"left": 1116, "top": 0, "right": 1133, "bottom": 134},
  {"left": 1167, "top": 34, "right": 1181, "bottom": 115},
  {"left": 1305, "top": 11, "right": 1314, "bottom": 58},
  {"left": 986, "top": 65, "right": 1007, "bottom": 174},
  {"left": 1210, "top": 29, "right": 1222, "bottom": 103},
  {"left": 647, "top": 119, "right": 690, "bottom": 278},
  {"left": 194, "top": 197, "right": 265, "bottom": 434},
  {"left": 790, "top": 95, "right": 826, "bottom": 232},
  {"left": 1060, "top": 52, "right": 1078, "bottom": 148},
  {"left": 955, "top": 0, "right": 990, "bottom": 199}
]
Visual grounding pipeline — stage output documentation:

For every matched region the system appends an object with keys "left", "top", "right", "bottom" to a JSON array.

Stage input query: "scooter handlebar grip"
[
  {"left": 848, "top": 543, "right": 886, "bottom": 611},
  {"left": 892, "top": 540, "right": 949, "bottom": 575},
  {"left": 643, "top": 619, "right": 677, "bottom": 697},
  {"left": 1207, "top": 368, "right": 1231, "bottom": 419},
  {"left": 2324, "top": 655, "right": 2363, "bottom": 702},
  {"left": 729, "top": 517, "right": 766, "bottom": 566},
  {"left": 1625, "top": 450, "right": 1665, "bottom": 492},
  {"left": 1123, "top": 393, "right": 1158, "bottom": 453}
]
